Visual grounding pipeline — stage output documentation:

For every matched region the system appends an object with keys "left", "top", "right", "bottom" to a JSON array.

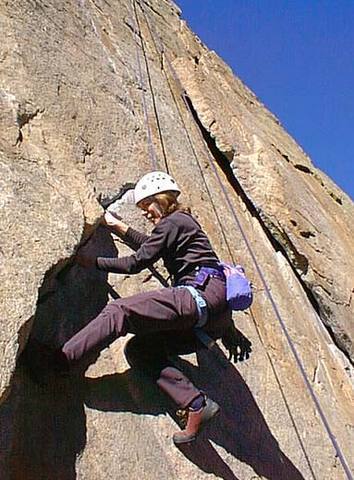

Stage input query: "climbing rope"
[
  {"left": 130, "top": 0, "right": 169, "bottom": 172},
  {"left": 135, "top": 4, "right": 317, "bottom": 478},
  {"left": 135, "top": 2, "right": 235, "bottom": 264},
  {"left": 132, "top": 3, "right": 353, "bottom": 479},
  {"left": 130, "top": 1, "right": 238, "bottom": 370},
  {"left": 130, "top": 0, "right": 158, "bottom": 170}
]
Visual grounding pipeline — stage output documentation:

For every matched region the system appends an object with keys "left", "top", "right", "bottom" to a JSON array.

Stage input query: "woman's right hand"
[{"left": 221, "top": 324, "right": 252, "bottom": 363}]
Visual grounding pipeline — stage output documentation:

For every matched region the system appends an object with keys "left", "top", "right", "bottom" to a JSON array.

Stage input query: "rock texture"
[{"left": 0, "top": 1, "right": 353, "bottom": 479}]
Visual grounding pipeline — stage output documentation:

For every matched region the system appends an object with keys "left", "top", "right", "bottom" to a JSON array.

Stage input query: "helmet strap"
[{"left": 149, "top": 200, "right": 163, "bottom": 218}]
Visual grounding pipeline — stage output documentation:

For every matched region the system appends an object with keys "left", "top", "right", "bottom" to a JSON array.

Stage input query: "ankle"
[{"left": 188, "top": 393, "right": 206, "bottom": 412}]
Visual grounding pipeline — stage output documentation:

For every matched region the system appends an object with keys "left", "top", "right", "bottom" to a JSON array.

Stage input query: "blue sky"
[{"left": 176, "top": 1, "right": 353, "bottom": 199}]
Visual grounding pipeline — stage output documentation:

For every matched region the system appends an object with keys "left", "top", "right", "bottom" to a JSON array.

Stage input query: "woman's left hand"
[{"left": 102, "top": 211, "right": 129, "bottom": 235}]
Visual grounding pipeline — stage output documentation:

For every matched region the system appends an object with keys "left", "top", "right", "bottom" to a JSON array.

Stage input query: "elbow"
[
  {"left": 125, "top": 260, "right": 146, "bottom": 275},
  {"left": 129, "top": 260, "right": 154, "bottom": 275}
]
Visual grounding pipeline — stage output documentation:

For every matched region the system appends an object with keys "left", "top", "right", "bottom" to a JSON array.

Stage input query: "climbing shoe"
[{"left": 173, "top": 396, "right": 220, "bottom": 445}]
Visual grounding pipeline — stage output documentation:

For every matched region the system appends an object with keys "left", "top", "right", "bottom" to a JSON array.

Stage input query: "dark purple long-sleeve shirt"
[{"left": 96, "top": 211, "right": 219, "bottom": 283}]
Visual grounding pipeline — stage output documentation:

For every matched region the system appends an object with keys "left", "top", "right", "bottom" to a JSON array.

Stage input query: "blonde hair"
[{"left": 154, "top": 191, "right": 191, "bottom": 217}]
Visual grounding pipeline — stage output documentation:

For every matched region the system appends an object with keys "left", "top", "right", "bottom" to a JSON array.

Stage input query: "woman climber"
[{"left": 54, "top": 171, "right": 245, "bottom": 444}]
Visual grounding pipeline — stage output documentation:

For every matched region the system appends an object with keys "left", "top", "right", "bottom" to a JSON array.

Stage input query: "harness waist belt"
[
  {"left": 173, "top": 264, "right": 224, "bottom": 285},
  {"left": 197, "top": 266, "right": 224, "bottom": 278},
  {"left": 193, "top": 266, "right": 225, "bottom": 288}
]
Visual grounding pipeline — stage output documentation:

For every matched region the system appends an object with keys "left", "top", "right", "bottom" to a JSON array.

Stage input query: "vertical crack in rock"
[
  {"left": 184, "top": 94, "right": 353, "bottom": 365},
  {"left": 273, "top": 145, "right": 344, "bottom": 206},
  {"left": 15, "top": 105, "right": 41, "bottom": 145},
  {"left": 139, "top": 0, "right": 164, "bottom": 19}
]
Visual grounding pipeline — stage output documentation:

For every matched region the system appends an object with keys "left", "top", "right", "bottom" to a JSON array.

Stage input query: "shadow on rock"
[
  {"left": 84, "top": 370, "right": 241, "bottom": 480},
  {"left": 3, "top": 221, "right": 304, "bottom": 479},
  {"left": 84, "top": 369, "right": 168, "bottom": 417},
  {"left": 174, "top": 347, "right": 306, "bottom": 480},
  {"left": 0, "top": 369, "right": 86, "bottom": 480},
  {"left": 30, "top": 226, "right": 117, "bottom": 348},
  {"left": 0, "top": 227, "right": 118, "bottom": 480},
  {"left": 177, "top": 440, "right": 241, "bottom": 480},
  {"left": 83, "top": 343, "right": 305, "bottom": 480}
]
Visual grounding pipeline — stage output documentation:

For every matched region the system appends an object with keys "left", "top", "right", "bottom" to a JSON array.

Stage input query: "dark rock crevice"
[
  {"left": 258, "top": 217, "right": 309, "bottom": 275},
  {"left": 299, "top": 230, "right": 316, "bottom": 239},
  {"left": 294, "top": 164, "right": 312, "bottom": 174},
  {"left": 33, "top": 182, "right": 136, "bottom": 309},
  {"left": 15, "top": 105, "right": 42, "bottom": 145},
  {"left": 37, "top": 257, "right": 75, "bottom": 305},
  {"left": 271, "top": 145, "right": 344, "bottom": 207},
  {"left": 329, "top": 191, "right": 343, "bottom": 205},
  {"left": 98, "top": 182, "right": 136, "bottom": 208},
  {"left": 183, "top": 93, "right": 353, "bottom": 365},
  {"left": 138, "top": 0, "right": 164, "bottom": 19}
]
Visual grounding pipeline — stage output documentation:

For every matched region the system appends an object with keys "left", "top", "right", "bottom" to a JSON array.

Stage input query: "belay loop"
[{"left": 220, "top": 263, "right": 253, "bottom": 311}]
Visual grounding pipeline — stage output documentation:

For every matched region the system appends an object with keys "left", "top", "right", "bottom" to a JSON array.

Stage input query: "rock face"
[{"left": 0, "top": 1, "right": 353, "bottom": 479}]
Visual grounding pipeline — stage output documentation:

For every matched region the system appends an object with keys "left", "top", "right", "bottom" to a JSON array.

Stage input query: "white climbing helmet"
[{"left": 134, "top": 171, "right": 181, "bottom": 205}]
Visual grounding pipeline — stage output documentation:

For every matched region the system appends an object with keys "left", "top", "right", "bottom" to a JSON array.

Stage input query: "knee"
[
  {"left": 125, "top": 336, "right": 169, "bottom": 379},
  {"left": 99, "top": 301, "right": 129, "bottom": 336},
  {"left": 102, "top": 300, "right": 122, "bottom": 317},
  {"left": 158, "top": 366, "right": 185, "bottom": 383},
  {"left": 124, "top": 336, "right": 145, "bottom": 368}
]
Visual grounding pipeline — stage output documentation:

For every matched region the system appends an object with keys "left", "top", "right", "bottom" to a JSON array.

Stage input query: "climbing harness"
[
  {"left": 181, "top": 264, "right": 252, "bottom": 312},
  {"left": 176, "top": 285, "right": 208, "bottom": 328},
  {"left": 129, "top": 2, "right": 353, "bottom": 479}
]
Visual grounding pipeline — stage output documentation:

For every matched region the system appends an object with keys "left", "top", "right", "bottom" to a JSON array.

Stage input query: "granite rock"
[{"left": 0, "top": 1, "right": 353, "bottom": 479}]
